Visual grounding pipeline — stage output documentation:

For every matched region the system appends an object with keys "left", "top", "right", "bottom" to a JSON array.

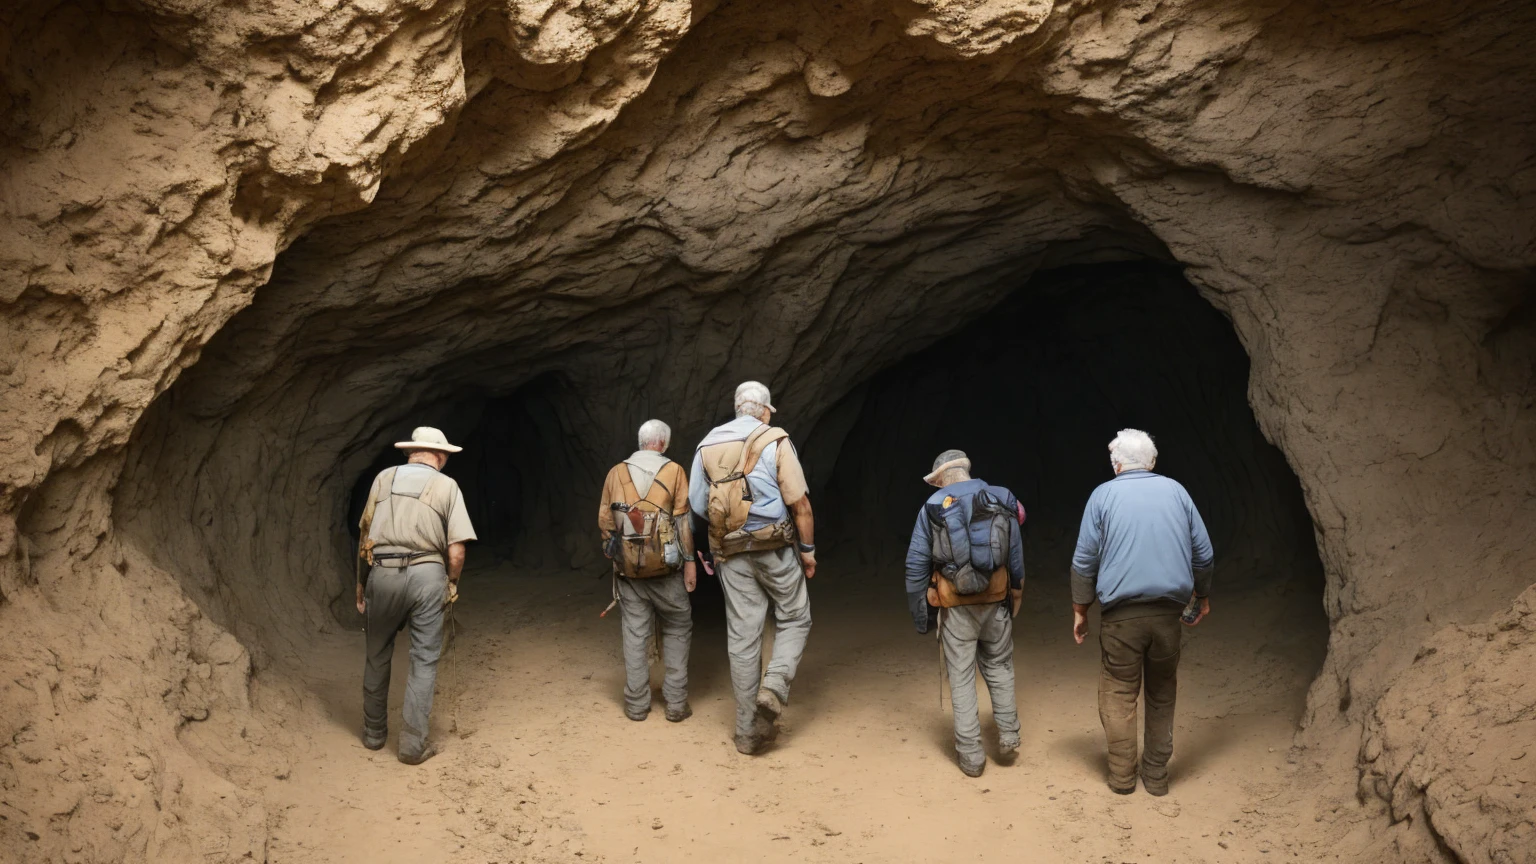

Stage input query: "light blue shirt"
[
  {"left": 689, "top": 416, "right": 790, "bottom": 531},
  {"left": 1071, "top": 469, "right": 1214, "bottom": 610}
]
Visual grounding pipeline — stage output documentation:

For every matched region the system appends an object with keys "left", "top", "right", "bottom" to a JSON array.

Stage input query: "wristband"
[{"left": 796, "top": 542, "right": 815, "bottom": 554}]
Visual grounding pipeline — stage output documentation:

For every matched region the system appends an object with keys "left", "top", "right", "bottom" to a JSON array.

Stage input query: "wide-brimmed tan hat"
[
  {"left": 394, "top": 426, "right": 462, "bottom": 453},
  {"left": 923, "top": 449, "right": 971, "bottom": 487}
]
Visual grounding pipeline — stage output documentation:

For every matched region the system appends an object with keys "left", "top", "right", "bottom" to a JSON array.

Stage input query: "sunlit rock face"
[{"left": 2, "top": 0, "right": 1533, "bottom": 860}]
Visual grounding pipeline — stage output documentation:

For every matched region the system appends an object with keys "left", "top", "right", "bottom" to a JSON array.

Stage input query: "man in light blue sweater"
[{"left": 1071, "top": 429, "right": 1214, "bottom": 796}]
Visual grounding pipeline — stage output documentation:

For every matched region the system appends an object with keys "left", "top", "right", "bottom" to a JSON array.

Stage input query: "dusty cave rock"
[{"left": 1, "top": 0, "right": 1534, "bottom": 861}]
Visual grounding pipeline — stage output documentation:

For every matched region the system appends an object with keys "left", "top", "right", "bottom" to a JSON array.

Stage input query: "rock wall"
[{"left": 3, "top": 0, "right": 1534, "bottom": 860}]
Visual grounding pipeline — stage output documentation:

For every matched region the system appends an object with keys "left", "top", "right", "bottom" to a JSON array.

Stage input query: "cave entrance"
[
  {"left": 797, "top": 260, "right": 1328, "bottom": 721},
  {"left": 810, "top": 262, "right": 1324, "bottom": 595}
]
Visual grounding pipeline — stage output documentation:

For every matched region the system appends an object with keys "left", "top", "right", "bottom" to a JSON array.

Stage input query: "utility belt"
[
  {"left": 369, "top": 547, "right": 445, "bottom": 569},
  {"left": 927, "top": 567, "right": 1009, "bottom": 608},
  {"left": 716, "top": 517, "right": 796, "bottom": 560}
]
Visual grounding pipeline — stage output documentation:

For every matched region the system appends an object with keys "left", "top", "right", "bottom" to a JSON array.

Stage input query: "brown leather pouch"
[{"left": 928, "top": 567, "right": 1009, "bottom": 608}]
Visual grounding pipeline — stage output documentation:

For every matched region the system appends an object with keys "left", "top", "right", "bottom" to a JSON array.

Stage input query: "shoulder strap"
[
  {"left": 739, "top": 426, "right": 789, "bottom": 477},
  {"left": 615, "top": 464, "right": 641, "bottom": 506}
]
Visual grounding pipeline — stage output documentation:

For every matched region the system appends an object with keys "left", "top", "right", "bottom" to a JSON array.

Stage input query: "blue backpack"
[{"left": 925, "top": 486, "right": 1019, "bottom": 595}]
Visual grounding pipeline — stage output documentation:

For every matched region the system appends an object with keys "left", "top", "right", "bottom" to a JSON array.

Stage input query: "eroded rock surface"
[{"left": 2, "top": 0, "right": 1534, "bottom": 860}]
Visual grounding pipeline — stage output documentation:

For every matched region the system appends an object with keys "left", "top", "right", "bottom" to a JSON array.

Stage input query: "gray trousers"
[
  {"left": 617, "top": 573, "right": 693, "bottom": 715},
  {"left": 941, "top": 602, "right": 1020, "bottom": 766},
  {"left": 717, "top": 546, "right": 812, "bottom": 737},
  {"left": 363, "top": 562, "right": 447, "bottom": 760}
]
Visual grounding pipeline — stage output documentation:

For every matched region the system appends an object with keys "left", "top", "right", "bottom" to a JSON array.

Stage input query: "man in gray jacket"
[{"left": 1071, "top": 429, "right": 1214, "bottom": 795}]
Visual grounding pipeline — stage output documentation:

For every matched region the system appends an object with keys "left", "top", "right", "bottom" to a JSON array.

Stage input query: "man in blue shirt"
[
  {"left": 1071, "top": 429, "right": 1214, "bottom": 796},
  {"left": 904, "top": 449, "right": 1025, "bottom": 777}
]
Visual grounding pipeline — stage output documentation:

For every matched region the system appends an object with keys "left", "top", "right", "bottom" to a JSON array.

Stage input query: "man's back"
[{"left": 1072, "top": 469, "right": 1213, "bottom": 611}]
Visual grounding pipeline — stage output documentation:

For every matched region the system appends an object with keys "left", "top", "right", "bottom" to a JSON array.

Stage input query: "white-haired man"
[
  {"left": 1070, "top": 429, "right": 1214, "bottom": 795},
  {"left": 598, "top": 419, "right": 697, "bottom": 723},
  {"left": 356, "top": 426, "right": 477, "bottom": 765},
  {"left": 689, "top": 381, "right": 816, "bottom": 754}
]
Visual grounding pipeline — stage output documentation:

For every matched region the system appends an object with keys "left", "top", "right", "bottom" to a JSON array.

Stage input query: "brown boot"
[{"left": 399, "top": 742, "right": 438, "bottom": 766}]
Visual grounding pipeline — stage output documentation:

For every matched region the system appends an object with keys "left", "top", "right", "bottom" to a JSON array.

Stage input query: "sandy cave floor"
[{"left": 240, "top": 559, "right": 1347, "bottom": 863}]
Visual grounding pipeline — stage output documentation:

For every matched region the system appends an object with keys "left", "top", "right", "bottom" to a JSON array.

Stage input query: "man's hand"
[
  {"left": 446, "top": 580, "right": 459, "bottom": 607},
  {"left": 355, "top": 583, "right": 366, "bottom": 616},
  {"left": 800, "top": 551, "right": 816, "bottom": 579},
  {"left": 1072, "top": 603, "right": 1091, "bottom": 645},
  {"left": 1009, "top": 587, "right": 1023, "bottom": 618},
  {"left": 1183, "top": 595, "right": 1211, "bottom": 626},
  {"left": 683, "top": 560, "right": 697, "bottom": 593}
]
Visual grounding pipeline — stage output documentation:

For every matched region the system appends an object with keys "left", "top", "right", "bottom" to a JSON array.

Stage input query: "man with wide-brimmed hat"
[
  {"left": 904, "top": 449, "right": 1026, "bottom": 777},
  {"left": 356, "top": 426, "right": 477, "bottom": 765}
]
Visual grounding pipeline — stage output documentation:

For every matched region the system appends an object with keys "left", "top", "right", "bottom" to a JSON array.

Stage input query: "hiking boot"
[
  {"left": 399, "top": 742, "right": 438, "bottom": 766},
  {"left": 998, "top": 734, "right": 1020, "bottom": 762},
  {"left": 363, "top": 736, "right": 386, "bottom": 751},
  {"left": 625, "top": 707, "right": 650, "bottom": 722},
  {"left": 754, "top": 688, "right": 784, "bottom": 722},
  {"left": 735, "top": 712, "right": 779, "bottom": 755},
  {"left": 665, "top": 702, "right": 692, "bottom": 723},
  {"left": 1109, "top": 780, "right": 1136, "bottom": 795},
  {"left": 1140, "top": 773, "right": 1169, "bottom": 797},
  {"left": 959, "top": 755, "right": 985, "bottom": 778}
]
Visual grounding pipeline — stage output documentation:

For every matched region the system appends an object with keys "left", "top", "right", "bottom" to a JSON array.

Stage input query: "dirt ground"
[{"left": 248, "top": 559, "right": 1347, "bottom": 863}]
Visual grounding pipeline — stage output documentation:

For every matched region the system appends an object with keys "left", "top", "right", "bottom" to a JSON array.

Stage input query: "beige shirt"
[{"left": 364, "top": 463, "right": 476, "bottom": 557}]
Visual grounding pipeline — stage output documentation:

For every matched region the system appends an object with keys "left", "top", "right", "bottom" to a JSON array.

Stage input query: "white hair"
[
  {"left": 734, "top": 380, "right": 773, "bottom": 419},
  {"left": 637, "top": 419, "right": 671, "bottom": 451},
  {"left": 1109, "top": 428, "right": 1158, "bottom": 471}
]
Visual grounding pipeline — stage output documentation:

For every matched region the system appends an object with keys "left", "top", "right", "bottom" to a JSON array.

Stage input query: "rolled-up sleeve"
[
  {"left": 445, "top": 485, "right": 477, "bottom": 546},
  {"left": 904, "top": 510, "right": 934, "bottom": 633},
  {"left": 688, "top": 449, "right": 708, "bottom": 519},
  {"left": 1187, "top": 490, "right": 1214, "bottom": 595},
  {"left": 1070, "top": 492, "right": 1102, "bottom": 605}
]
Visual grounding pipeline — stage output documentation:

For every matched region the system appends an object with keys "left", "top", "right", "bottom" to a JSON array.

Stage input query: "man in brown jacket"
[{"left": 598, "top": 419, "right": 697, "bottom": 722}]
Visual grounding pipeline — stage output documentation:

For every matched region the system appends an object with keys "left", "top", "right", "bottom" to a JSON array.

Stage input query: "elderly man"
[
  {"left": 690, "top": 381, "right": 816, "bottom": 754},
  {"left": 355, "top": 426, "right": 476, "bottom": 765},
  {"left": 1071, "top": 429, "right": 1214, "bottom": 795},
  {"left": 904, "top": 450, "right": 1025, "bottom": 777},
  {"left": 598, "top": 419, "right": 698, "bottom": 723}
]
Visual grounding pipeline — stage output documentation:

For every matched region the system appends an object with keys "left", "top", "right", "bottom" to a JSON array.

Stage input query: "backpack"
[
  {"left": 925, "top": 486, "right": 1019, "bottom": 597},
  {"left": 607, "top": 462, "right": 681, "bottom": 578},
  {"left": 699, "top": 425, "right": 791, "bottom": 557}
]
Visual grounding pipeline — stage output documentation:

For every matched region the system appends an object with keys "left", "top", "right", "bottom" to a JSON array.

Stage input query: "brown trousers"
[{"left": 1097, "top": 612, "right": 1182, "bottom": 790}]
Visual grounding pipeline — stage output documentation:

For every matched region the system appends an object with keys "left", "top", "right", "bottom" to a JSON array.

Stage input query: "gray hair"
[
  {"left": 734, "top": 380, "right": 774, "bottom": 419},
  {"left": 1109, "top": 428, "right": 1157, "bottom": 471},
  {"left": 637, "top": 419, "right": 671, "bottom": 451}
]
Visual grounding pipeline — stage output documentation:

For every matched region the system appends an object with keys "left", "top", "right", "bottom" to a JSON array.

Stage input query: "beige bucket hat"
[
  {"left": 923, "top": 448, "right": 971, "bottom": 487},
  {"left": 394, "top": 426, "right": 463, "bottom": 453}
]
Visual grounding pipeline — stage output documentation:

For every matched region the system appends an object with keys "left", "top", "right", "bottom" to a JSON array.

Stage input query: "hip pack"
[
  {"left": 608, "top": 463, "right": 681, "bottom": 579},
  {"left": 925, "top": 486, "right": 1018, "bottom": 597}
]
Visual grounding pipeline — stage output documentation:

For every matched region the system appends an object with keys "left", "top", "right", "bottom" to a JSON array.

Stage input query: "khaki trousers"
[
  {"left": 616, "top": 573, "right": 693, "bottom": 717},
  {"left": 717, "top": 546, "right": 812, "bottom": 738},
  {"left": 1097, "top": 612, "right": 1181, "bottom": 790},
  {"left": 363, "top": 562, "right": 447, "bottom": 761},
  {"left": 941, "top": 602, "right": 1019, "bottom": 771}
]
